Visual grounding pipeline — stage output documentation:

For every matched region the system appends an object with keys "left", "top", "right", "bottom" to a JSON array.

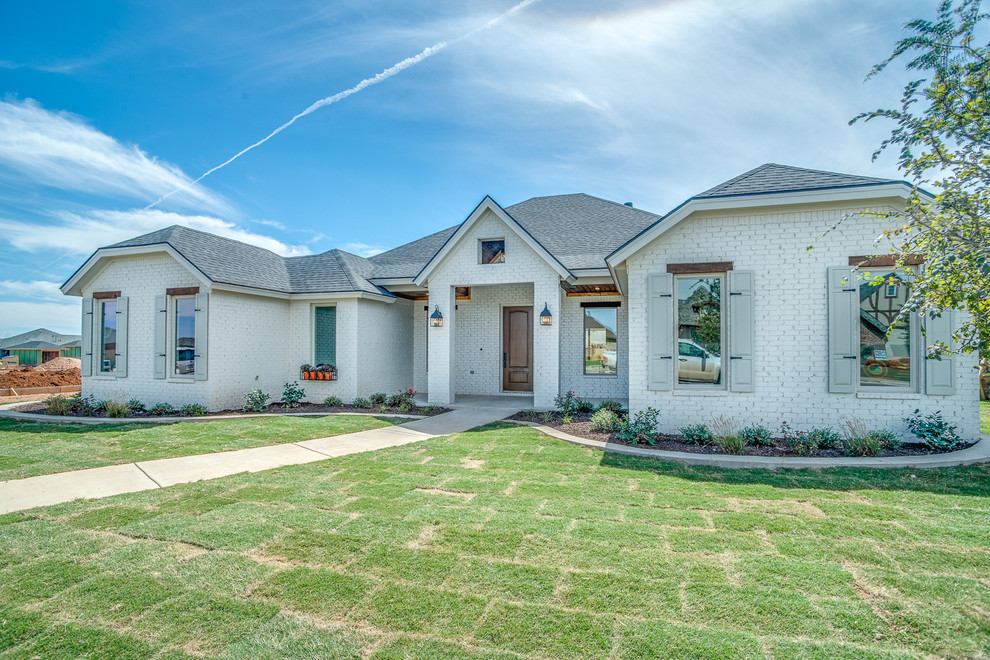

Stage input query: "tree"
[{"left": 850, "top": 0, "right": 989, "bottom": 373}]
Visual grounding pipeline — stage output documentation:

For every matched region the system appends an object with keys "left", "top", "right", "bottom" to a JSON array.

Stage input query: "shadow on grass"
[{"left": 598, "top": 451, "right": 990, "bottom": 497}]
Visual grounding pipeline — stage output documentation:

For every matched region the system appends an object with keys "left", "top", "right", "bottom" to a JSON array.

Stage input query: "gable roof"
[
  {"left": 3, "top": 340, "right": 65, "bottom": 350},
  {"left": 695, "top": 163, "right": 898, "bottom": 198},
  {"left": 0, "top": 329, "right": 81, "bottom": 349}
]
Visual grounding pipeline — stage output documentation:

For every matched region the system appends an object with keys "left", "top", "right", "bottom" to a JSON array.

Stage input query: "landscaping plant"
[
  {"left": 906, "top": 409, "right": 962, "bottom": 450},
  {"left": 369, "top": 392, "right": 388, "bottom": 406},
  {"left": 871, "top": 429, "right": 902, "bottom": 451},
  {"left": 149, "top": 402, "right": 176, "bottom": 416},
  {"left": 103, "top": 399, "right": 131, "bottom": 418},
  {"left": 588, "top": 408, "right": 621, "bottom": 433},
  {"left": 126, "top": 398, "right": 146, "bottom": 413},
  {"left": 679, "top": 424, "right": 713, "bottom": 445},
  {"left": 715, "top": 434, "right": 745, "bottom": 454},
  {"left": 180, "top": 403, "right": 208, "bottom": 417},
  {"left": 323, "top": 396, "right": 344, "bottom": 407},
  {"left": 616, "top": 407, "right": 659, "bottom": 445},
  {"left": 554, "top": 391, "right": 584, "bottom": 417},
  {"left": 387, "top": 389, "right": 417, "bottom": 408},
  {"left": 352, "top": 397, "right": 371, "bottom": 409},
  {"left": 841, "top": 419, "right": 902, "bottom": 456},
  {"left": 596, "top": 400, "right": 624, "bottom": 413},
  {"left": 739, "top": 424, "right": 774, "bottom": 446},
  {"left": 243, "top": 390, "right": 271, "bottom": 412},
  {"left": 808, "top": 427, "right": 843, "bottom": 450},
  {"left": 781, "top": 422, "right": 817, "bottom": 455},
  {"left": 43, "top": 394, "right": 71, "bottom": 416},
  {"left": 282, "top": 382, "right": 306, "bottom": 408}
]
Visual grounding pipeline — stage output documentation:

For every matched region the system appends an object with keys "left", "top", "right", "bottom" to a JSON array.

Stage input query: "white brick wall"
[
  {"left": 356, "top": 297, "right": 414, "bottom": 397},
  {"left": 425, "top": 209, "right": 562, "bottom": 407},
  {"left": 559, "top": 294, "right": 628, "bottom": 400},
  {"left": 625, "top": 204, "right": 981, "bottom": 439}
]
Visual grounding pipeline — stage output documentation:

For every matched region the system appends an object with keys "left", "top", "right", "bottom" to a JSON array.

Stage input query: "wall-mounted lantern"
[
  {"left": 430, "top": 305, "right": 444, "bottom": 328},
  {"left": 539, "top": 303, "right": 552, "bottom": 326}
]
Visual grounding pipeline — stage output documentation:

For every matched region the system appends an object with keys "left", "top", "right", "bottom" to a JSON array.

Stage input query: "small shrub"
[
  {"left": 369, "top": 392, "right": 388, "bottom": 405},
  {"left": 44, "top": 395, "right": 71, "bottom": 416},
  {"left": 243, "top": 389, "right": 271, "bottom": 412},
  {"left": 616, "top": 408, "right": 660, "bottom": 445},
  {"left": 715, "top": 435, "right": 745, "bottom": 454},
  {"left": 397, "top": 402, "right": 411, "bottom": 413},
  {"left": 94, "top": 400, "right": 109, "bottom": 413},
  {"left": 520, "top": 408, "right": 537, "bottom": 419},
  {"left": 387, "top": 389, "right": 417, "bottom": 408},
  {"left": 576, "top": 399, "right": 595, "bottom": 413},
  {"left": 870, "top": 429, "right": 902, "bottom": 451},
  {"left": 554, "top": 391, "right": 583, "bottom": 416},
  {"left": 680, "top": 424, "right": 713, "bottom": 445},
  {"left": 781, "top": 422, "right": 817, "bottom": 455},
  {"left": 739, "top": 424, "right": 773, "bottom": 446},
  {"left": 352, "top": 397, "right": 372, "bottom": 409},
  {"left": 905, "top": 409, "right": 962, "bottom": 450},
  {"left": 379, "top": 404, "right": 388, "bottom": 413},
  {"left": 323, "top": 396, "right": 344, "bottom": 407},
  {"left": 180, "top": 403, "right": 208, "bottom": 417},
  {"left": 845, "top": 435, "right": 882, "bottom": 457},
  {"left": 589, "top": 408, "right": 621, "bottom": 433},
  {"left": 149, "top": 402, "right": 175, "bottom": 416},
  {"left": 68, "top": 394, "right": 97, "bottom": 416},
  {"left": 808, "top": 427, "right": 842, "bottom": 449},
  {"left": 103, "top": 399, "right": 131, "bottom": 418},
  {"left": 424, "top": 405, "right": 439, "bottom": 414},
  {"left": 126, "top": 398, "right": 145, "bottom": 413},
  {"left": 540, "top": 411, "right": 556, "bottom": 424},
  {"left": 597, "top": 400, "right": 624, "bottom": 413},
  {"left": 708, "top": 415, "right": 737, "bottom": 439},
  {"left": 282, "top": 382, "right": 305, "bottom": 408}
]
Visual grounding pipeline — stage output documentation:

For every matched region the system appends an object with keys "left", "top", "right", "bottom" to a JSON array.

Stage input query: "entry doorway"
[{"left": 502, "top": 306, "right": 533, "bottom": 392}]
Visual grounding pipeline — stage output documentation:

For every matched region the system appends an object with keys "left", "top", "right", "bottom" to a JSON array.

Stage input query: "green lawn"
[
  {"left": 982, "top": 400, "right": 989, "bottom": 434},
  {"left": 0, "top": 422, "right": 988, "bottom": 658},
  {"left": 0, "top": 416, "right": 399, "bottom": 481}
]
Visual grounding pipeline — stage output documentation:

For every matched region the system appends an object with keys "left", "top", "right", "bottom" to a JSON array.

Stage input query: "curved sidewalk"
[
  {"left": 512, "top": 421, "right": 990, "bottom": 470},
  {"left": 0, "top": 406, "right": 515, "bottom": 515}
]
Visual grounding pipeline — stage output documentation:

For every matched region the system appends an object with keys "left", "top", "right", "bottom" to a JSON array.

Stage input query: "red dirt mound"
[{"left": 0, "top": 368, "right": 81, "bottom": 389}]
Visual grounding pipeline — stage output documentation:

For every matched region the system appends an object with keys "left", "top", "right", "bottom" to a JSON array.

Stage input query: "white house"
[{"left": 60, "top": 164, "right": 980, "bottom": 438}]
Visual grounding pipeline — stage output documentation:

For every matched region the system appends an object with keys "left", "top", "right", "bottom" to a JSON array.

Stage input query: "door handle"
[
  {"left": 679, "top": 358, "right": 687, "bottom": 362},
  {"left": 503, "top": 352, "right": 507, "bottom": 368}
]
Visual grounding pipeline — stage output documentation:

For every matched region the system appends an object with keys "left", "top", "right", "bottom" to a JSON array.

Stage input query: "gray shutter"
[
  {"left": 728, "top": 270, "right": 755, "bottom": 392},
  {"left": 194, "top": 292, "right": 209, "bottom": 381},
  {"left": 924, "top": 310, "right": 955, "bottom": 395},
  {"left": 81, "top": 298, "right": 94, "bottom": 376},
  {"left": 115, "top": 296, "right": 128, "bottom": 378},
  {"left": 154, "top": 294, "right": 167, "bottom": 379},
  {"left": 648, "top": 273, "right": 673, "bottom": 391},
  {"left": 828, "top": 266, "right": 859, "bottom": 393}
]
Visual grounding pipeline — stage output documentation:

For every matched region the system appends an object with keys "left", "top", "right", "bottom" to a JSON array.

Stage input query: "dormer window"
[{"left": 480, "top": 239, "right": 505, "bottom": 264}]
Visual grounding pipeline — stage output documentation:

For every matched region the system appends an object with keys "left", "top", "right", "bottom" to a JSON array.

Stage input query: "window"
[
  {"left": 583, "top": 305, "right": 617, "bottom": 374},
  {"left": 480, "top": 239, "right": 505, "bottom": 264},
  {"left": 675, "top": 275, "right": 723, "bottom": 386},
  {"left": 314, "top": 306, "right": 336, "bottom": 367},
  {"left": 100, "top": 300, "right": 117, "bottom": 373},
  {"left": 174, "top": 297, "right": 196, "bottom": 375},
  {"left": 859, "top": 271, "right": 914, "bottom": 388}
]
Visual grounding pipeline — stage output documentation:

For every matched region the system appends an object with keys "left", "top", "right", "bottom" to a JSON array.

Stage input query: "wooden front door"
[{"left": 502, "top": 306, "right": 533, "bottom": 392}]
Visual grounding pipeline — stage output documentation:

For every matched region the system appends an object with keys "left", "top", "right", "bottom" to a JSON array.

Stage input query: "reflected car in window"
[
  {"left": 175, "top": 348, "right": 195, "bottom": 375},
  {"left": 601, "top": 350, "right": 617, "bottom": 370},
  {"left": 677, "top": 340, "right": 720, "bottom": 383}
]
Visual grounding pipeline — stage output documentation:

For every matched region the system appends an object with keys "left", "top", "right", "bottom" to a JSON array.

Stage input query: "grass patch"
[
  {"left": 0, "top": 415, "right": 398, "bottom": 481},
  {"left": 981, "top": 399, "right": 989, "bottom": 434},
  {"left": 0, "top": 423, "right": 987, "bottom": 657}
]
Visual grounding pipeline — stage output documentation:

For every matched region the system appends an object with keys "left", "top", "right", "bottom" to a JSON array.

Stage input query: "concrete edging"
[
  {"left": 0, "top": 404, "right": 426, "bottom": 425},
  {"left": 506, "top": 420, "right": 990, "bottom": 470}
]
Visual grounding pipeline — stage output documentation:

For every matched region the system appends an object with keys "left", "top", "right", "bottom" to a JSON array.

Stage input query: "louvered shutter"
[
  {"left": 115, "top": 297, "right": 128, "bottom": 378},
  {"left": 648, "top": 273, "right": 673, "bottom": 390},
  {"left": 728, "top": 270, "right": 755, "bottom": 392},
  {"left": 81, "top": 298, "right": 94, "bottom": 376},
  {"left": 154, "top": 295, "right": 167, "bottom": 379},
  {"left": 194, "top": 292, "right": 209, "bottom": 381},
  {"left": 827, "top": 267, "right": 859, "bottom": 393},
  {"left": 924, "top": 310, "right": 955, "bottom": 395}
]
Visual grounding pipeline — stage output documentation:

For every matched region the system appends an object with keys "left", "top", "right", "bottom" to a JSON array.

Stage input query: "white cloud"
[
  {"left": 0, "top": 301, "right": 81, "bottom": 338},
  {"left": 0, "top": 280, "right": 67, "bottom": 303},
  {"left": 0, "top": 209, "right": 310, "bottom": 258},
  {"left": 0, "top": 98, "right": 231, "bottom": 215},
  {"left": 340, "top": 242, "right": 387, "bottom": 257}
]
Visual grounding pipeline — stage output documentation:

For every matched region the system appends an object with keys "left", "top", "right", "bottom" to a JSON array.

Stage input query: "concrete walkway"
[
  {"left": 0, "top": 405, "right": 517, "bottom": 514},
  {"left": 516, "top": 421, "right": 990, "bottom": 470}
]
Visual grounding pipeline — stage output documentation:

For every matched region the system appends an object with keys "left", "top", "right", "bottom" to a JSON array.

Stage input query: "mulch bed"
[
  {"left": 507, "top": 411, "right": 975, "bottom": 457},
  {"left": 13, "top": 401, "right": 451, "bottom": 419}
]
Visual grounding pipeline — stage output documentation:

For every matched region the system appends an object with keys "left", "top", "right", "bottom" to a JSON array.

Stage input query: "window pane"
[
  {"left": 175, "top": 298, "right": 196, "bottom": 375},
  {"left": 314, "top": 306, "right": 336, "bottom": 367},
  {"left": 584, "top": 307, "right": 617, "bottom": 374},
  {"left": 676, "top": 277, "right": 722, "bottom": 385},
  {"left": 859, "top": 273, "right": 911, "bottom": 387},
  {"left": 481, "top": 240, "right": 505, "bottom": 264},
  {"left": 100, "top": 301, "right": 116, "bottom": 373}
]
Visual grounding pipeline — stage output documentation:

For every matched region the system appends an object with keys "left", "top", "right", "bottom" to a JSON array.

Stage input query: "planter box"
[{"left": 301, "top": 371, "right": 337, "bottom": 381}]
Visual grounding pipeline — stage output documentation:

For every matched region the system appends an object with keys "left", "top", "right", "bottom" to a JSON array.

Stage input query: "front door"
[{"left": 502, "top": 306, "right": 533, "bottom": 392}]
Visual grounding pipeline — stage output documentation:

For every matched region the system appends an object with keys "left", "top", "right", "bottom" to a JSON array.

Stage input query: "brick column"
[
  {"left": 427, "top": 283, "right": 456, "bottom": 405},
  {"left": 533, "top": 279, "right": 561, "bottom": 409}
]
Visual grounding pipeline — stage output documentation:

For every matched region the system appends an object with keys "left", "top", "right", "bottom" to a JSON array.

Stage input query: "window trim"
[
  {"left": 673, "top": 272, "right": 727, "bottom": 391},
  {"left": 171, "top": 295, "right": 197, "bottom": 378},
  {"left": 98, "top": 299, "right": 117, "bottom": 374},
  {"left": 582, "top": 303, "right": 619, "bottom": 377},
  {"left": 857, "top": 269, "right": 920, "bottom": 393},
  {"left": 312, "top": 304, "right": 337, "bottom": 367},
  {"left": 478, "top": 238, "right": 506, "bottom": 265}
]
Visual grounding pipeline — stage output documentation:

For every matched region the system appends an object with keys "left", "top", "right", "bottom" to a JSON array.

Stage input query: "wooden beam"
[
  {"left": 92, "top": 291, "right": 121, "bottom": 299},
  {"left": 166, "top": 287, "right": 200, "bottom": 296},
  {"left": 849, "top": 255, "right": 925, "bottom": 267},
  {"left": 666, "top": 262, "right": 733, "bottom": 274}
]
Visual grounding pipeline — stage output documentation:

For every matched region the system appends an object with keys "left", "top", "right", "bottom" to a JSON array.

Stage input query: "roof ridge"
[{"left": 327, "top": 249, "right": 360, "bottom": 291}]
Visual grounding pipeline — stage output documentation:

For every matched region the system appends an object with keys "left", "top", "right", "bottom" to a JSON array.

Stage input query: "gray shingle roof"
[
  {"left": 505, "top": 194, "right": 660, "bottom": 270},
  {"left": 695, "top": 163, "right": 898, "bottom": 198},
  {"left": 0, "top": 329, "right": 81, "bottom": 349},
  {"left": 3, "top": 341, "right": 65, "bottom": 350},
  {"left": 368, "top": 226, "right": 459, "bottom": 279}
]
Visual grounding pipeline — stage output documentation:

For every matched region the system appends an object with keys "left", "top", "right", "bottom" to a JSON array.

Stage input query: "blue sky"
[{"left": 0, "top": 0, "right": 934, "bottom": 337}]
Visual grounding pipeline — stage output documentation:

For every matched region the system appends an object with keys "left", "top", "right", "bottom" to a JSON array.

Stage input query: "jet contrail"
[{"left": 148, "top": 0, "right": 540, "bottom": 210}]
